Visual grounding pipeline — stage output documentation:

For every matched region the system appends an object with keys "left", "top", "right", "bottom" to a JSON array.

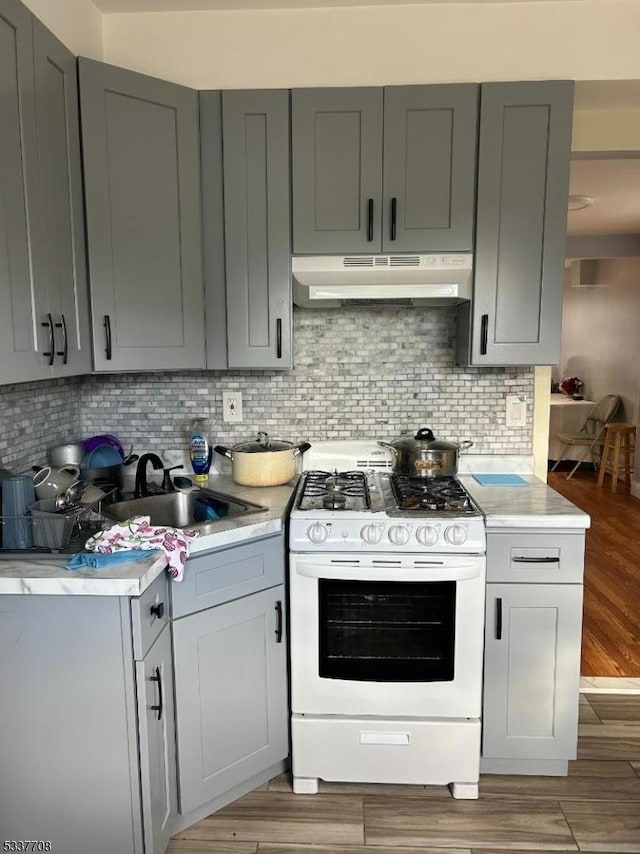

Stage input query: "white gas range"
[{"left": 288, "top": 441, "right": 486, "bottom": 799}]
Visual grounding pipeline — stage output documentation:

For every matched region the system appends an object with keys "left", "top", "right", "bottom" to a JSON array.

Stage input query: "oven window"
[{"left": 318, "top": 579, "right": 456, "bottom": 682}]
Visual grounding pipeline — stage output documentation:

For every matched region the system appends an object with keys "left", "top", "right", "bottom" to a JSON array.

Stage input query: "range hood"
[{"left": 292, "top": 253, "right": 473, "bottom": 307}]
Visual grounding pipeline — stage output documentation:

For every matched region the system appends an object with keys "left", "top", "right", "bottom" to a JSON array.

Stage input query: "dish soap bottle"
[{"left": 189, "top": 418, "right": 213, "bottom": 485}]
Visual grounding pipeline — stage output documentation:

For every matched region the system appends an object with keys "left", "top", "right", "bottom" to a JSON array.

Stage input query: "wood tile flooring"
[
  {"left": 168, "top": 694, "right": 640, "bottom": 853},
  {"left": 547, "top": 470, "right": 640, "bottom": 677}
]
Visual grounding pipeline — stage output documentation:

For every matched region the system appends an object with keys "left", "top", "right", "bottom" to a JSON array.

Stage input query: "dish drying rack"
[{"left": 0, "top": 491, "right": 115, "bottom": 559}]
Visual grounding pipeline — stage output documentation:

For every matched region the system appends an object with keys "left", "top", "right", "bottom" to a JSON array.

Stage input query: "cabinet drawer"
[
  {"left": 487, "top": 532, "right": 585, "bottom": 583},
  {"left": 171, "top": 534, "right": 285, "bottom": 619},
  {"left": 131, "top": 572, "right": 169, "bottom": 660}
]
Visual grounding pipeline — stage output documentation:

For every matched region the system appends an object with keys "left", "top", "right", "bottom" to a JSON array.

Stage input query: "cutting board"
[{"left": 472, "top": 473, "right": 528, "bottom": 486}]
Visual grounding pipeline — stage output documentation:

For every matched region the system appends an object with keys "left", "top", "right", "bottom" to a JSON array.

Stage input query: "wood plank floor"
[
  {"left": 547, "top": 470, "right": 640, "bottom": 677},
  {"left": 168, "top": 694, "right": 640, "bottom": 853}
]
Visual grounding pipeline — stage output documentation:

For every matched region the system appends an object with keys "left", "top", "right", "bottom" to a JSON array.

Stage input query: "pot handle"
[
  {"left": 62, "top": 464, "right": 81, "bottom": 478},
  {"left": 377, "top": 441, "right": 398, "bottom": 456},
  {"left": 293, "top": 441, "right": 311, "bottom": 458},
  {"left": 213, "top": 445, "right": 233, "bottom": 460},
  {"left": 457, "top": 440, "right": 474, "bottom": 453}
]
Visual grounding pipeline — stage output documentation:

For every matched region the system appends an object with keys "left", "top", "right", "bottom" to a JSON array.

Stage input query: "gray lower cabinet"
[
  {"left": 201, "top": 89, "right": 292, "bottom": 370},
  {"left": 457, "top": 80, "right": 574, "bottom": 367},
  {"left": 481, "top": 530, "right": 584, "bottom": 775},
  {"left": 291, "top": 84, "right": 478, "bottom": 255},
  {"left": 79, "top": 58, "right": 205, "bottom": 372},
  {"left": 0, "top": 575, "right": 176, "bottom": 854},
  {"left": 171, "top": 535, "right": 288, "bottom": 821},
  {"left": 0, "top": 0, "right": 90, "bottom": 385}
]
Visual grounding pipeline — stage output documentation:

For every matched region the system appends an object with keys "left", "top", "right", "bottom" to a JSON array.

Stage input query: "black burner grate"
[
  {"left": 298, "top": 470, "right": 371, "bottom": 511},
  {"left": 390, "top": 475, "right": 474, "bottom": 513}
]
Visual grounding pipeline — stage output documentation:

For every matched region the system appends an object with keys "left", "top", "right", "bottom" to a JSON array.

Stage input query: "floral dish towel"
[{"left": 85, "top": 515, "right": 199, "bottom": 581}]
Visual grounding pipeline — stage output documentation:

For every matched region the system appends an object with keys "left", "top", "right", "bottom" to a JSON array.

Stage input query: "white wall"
[
  {"left": 22, "top": 0, "right": 103, "bottom": 57},
  {"left": 101, "top": 1, "right": 640, "bottom": 90}
]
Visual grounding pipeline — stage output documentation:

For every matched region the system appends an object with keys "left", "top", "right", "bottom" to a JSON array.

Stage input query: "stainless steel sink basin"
[{"left": 105, "top": 488, "right": 268, "bottom": 530}]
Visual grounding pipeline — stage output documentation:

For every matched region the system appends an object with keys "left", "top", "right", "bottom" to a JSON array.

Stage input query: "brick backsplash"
[
  {"left": 0, "top": 377, "right": 83, "bottom": 473},
  {"left": 78, "top": 306, "right": 534, "bottom": 457},
  {"left": 0, "top": 308, "right": 533, "bottom": 472}
]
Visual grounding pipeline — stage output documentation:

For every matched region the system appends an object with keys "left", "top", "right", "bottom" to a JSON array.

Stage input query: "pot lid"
[
  {"left": 233, "top": 432, "right": 294, "bottom": 453},
  {"left": 388, "top": 427, "right": 460, "bottom": 452}
]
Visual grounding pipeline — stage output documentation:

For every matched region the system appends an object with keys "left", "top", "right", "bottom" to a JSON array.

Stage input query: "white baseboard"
[{"left": 580, "top": 676, "right": 640, "bottom": 694}]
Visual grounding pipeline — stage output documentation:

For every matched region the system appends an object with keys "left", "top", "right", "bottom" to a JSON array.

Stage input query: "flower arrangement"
[{"left": 560, "top": 376, "right": 584, "bottom": 398}]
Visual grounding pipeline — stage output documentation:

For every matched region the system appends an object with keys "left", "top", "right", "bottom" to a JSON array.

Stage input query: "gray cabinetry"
[
  {"left": 0, "top": 577, "right": 176, "bottom": 854},
  {"left": 171, "top": 534, "right": 288, "bottom": 824},
  {"left": 0, "top": 0, "right": 90, "bottom": 385},
  {"left": 482, "top": 529, "right": 584, "bottom": 775},
  {"left": 457, "top": 80, "right": 574, "bottom": 367},
  {"left": 291, "top": 85, "right": 478, "bottom": 255},
  {"left": 200, "top": 90, "right": 291, "bottom": 370},
  {"left": 79, "top": 58, "right": 205, "bottom": 372}
]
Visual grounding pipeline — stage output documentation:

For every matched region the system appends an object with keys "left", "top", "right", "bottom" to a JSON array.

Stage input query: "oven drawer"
[
  {"left": 487, "top": 532, "right": 585, "bottom": 583},
  {"left": 292, "top": 714, "right": 480, "bottom": 785},
  {"left": 171, "top": 534, "right": 285, "bottom": 618}
]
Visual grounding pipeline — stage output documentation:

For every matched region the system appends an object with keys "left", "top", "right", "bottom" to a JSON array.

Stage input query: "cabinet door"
[
  {"left": 223, "top": 90, "right": 291, "bottom": 369},
  {"left": 382, "top": 85, "right": 478, "bottom": 253},
  {"left": 33, "top": 20, "right": 91, "bottom": 377},
  {"left": 136, "top": 623, "right": 177, "bottom": 854},
  {"left": 79, "top": 58, "right": 205, "bottom": 372},
  {"left": 0, "top": 0, "right": 50, "bottom": 384},
  {"left": 292, "top": 87, "right": 384, "bottom": 254},
  {"left": 173, "top": 585, "right": 288, "bottom": 814},
  {"left": 459, "top": 81, "right": 574, "bottom": 366},
  {"left": 483, "top": 583, "right": 582, "bottom": 761}
]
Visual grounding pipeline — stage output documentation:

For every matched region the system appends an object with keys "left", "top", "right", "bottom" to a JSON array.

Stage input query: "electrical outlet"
[
  {"left": 222, "top": 391, "right": 243, "bottom": 423},
  {"left": 506, "top": 394, "right": 527, "bottom": 428}
]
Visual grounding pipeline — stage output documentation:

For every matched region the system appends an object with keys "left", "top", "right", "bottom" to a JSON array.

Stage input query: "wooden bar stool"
[{"left": 597, "top": 423, "right": 636, "bottom": 492}]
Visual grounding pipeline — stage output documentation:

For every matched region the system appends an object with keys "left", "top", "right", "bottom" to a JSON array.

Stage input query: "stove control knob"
[
  {"left": 416, "top": 525, "right": 439, "bottom": 546},
  {"left": 444, "top": 524, "right": 467, "bottom": 546},
  {"left": 388, "top": 525, "right": 411, "bottom": 546},
  {"left": 307, "top": 523, "right": 328, "bottom": 545},
  {"left": 361, "top": 524, "right": 383, "bottom": 545}
]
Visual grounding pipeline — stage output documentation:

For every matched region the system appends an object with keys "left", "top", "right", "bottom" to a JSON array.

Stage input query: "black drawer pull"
[
  {"left": 150, "top": 666, "right": 163, "bottom": 721},
  {"left": 55, "top": 314, "right": 68, "bottom": 364},
  {"left": 512, "top": 556, "right": 560, "bottom": 564},
  {"left": 276, "top": 318, "right": 282, "bottom": 359},
  {"left": 42, "top": 313, "right": 54, "bottom": 366},
  {"left": 390, "top": 197, "right": 397, "bottom": 241},
  {"left": 480, "top": 314, "right": 489, "bottom": 355},
  {"left": 367, "top": 198, "right": 374, "bottom": 241},
  {"left": 275, "top": 600, "right": 283, "bottom": 643},
  {"left": 496, "top": 597, "right": 503, "bottom": 640},
  {"left": 150, "top": 602, "right": 165, "bottom": 619},
  {"left": 104, "top": 314, "right": 112, "bottom": 360}
]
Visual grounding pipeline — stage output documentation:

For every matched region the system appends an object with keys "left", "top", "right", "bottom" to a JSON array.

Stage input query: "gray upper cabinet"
[
  {"left": 219, "top": 89, "right": 292, "bottom": 369},
  {"left": 33, "top": 20, "right": 91, "bottom": 378},
  {"left": 457, "top": 80, "right": 574, "bottom": 367},
  {"left": 291, "top": 85, "right": 478, "bottom": 255},
  {"left": 79, "top": 58, "right": 205, "bottom": 372},
  {"left": 0, "top": 0, "right": 89, "bottom": 385}
]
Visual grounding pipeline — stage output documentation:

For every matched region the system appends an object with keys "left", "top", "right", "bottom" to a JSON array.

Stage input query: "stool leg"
[
  {"left": 597, "top": 437, "right": 611, "bottom": 488},
  {"left": 611, "top": 431, "right": 622, "bottom": 493},
  {"left": 623, "top": 435, "right": 632, "bottom": 488}
]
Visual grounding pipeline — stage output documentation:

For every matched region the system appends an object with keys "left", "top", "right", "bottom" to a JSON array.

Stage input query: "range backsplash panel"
[
  {"left": 80, "top": 307, "right": 534, "bottom": 456},
  {"left": 0, "top": 377, "right": 83, "bottom": 473}
]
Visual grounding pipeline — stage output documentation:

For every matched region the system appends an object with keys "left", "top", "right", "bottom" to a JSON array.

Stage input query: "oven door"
[{"left": 289, "top": 552, "right": 485, "bottom": 718}]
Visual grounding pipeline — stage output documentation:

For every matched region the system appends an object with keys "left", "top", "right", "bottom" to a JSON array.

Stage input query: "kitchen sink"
[{"left": 105, "top": 488, "right": 269, "bottom": 530}]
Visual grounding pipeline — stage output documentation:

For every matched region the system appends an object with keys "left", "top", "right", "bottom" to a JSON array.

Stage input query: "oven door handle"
[{"left": 293, "top": 562, "right": 484, "bottom": 582}]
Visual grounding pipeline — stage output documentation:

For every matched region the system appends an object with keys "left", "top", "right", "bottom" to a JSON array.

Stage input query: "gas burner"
[
  {"left": 297, "top": 469, "right": 371, "bottom": 511},
  {"left": 389, "top": 475, "right": 475, "bottom": 514},
  {"left": 322, "top": 493, "right": 347, "bottom": 510}
]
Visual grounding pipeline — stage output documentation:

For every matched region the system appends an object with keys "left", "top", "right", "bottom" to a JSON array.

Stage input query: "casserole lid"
[
  {"left": 233, "top": 432, "right": 294, "bottom": 453},
  {"left": 388, "top": 428, "right": 460, "bottom": 452}
]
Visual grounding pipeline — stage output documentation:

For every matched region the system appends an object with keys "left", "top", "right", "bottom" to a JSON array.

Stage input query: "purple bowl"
[{"left": 83, "top": 434, "right": 125, "bottom": 460}]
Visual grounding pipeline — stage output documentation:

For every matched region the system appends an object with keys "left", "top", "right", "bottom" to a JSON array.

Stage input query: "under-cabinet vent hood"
[{"left": 292, "top": 254, "right": 473, "bottom": 307}]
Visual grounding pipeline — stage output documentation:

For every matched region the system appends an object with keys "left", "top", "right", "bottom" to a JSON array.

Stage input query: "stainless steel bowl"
[{"left": 48, "top": 442, "right": 85, "bottom": 467}]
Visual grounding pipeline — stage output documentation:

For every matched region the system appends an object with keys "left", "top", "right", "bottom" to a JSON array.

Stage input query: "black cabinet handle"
[
  {"left": 496, "top": 597, "right": 503, "bottom": 640},
  {"left": 480, "top": 314, "right": 489, "bottom": 355},
  {"left": 367, "top": 198, "right": 374, "bottom": 242},
  {"left": 513, "top": 556, "right": 560, "bottom": 564},
  {"left": 42, "top": 313, "right": 54, "bottom": 366},
  {"left": 150, "top": 666, "right": 163, "bottom": 721},
  {"left": 104, "top": 314, "right": 112, "bottom": 360},
  {"left": 390, "top": 197, "right": 397, "bottom": 241},
  {"left": 276, "top": 318, "right": 282, "bottom": 359},
  {"left": 150, "top": 602, "right": 165, "bottom": 620},
  {"left": 55, "top": 314, "right": 68, "bottom": 365},
  {"left": 275, "top": 600, "right": 283, "bottom": 644}
]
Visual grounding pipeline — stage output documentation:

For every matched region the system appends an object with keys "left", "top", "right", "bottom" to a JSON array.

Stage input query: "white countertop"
[
  {"left": 0, "top": 474, "right": 296, "bottom": 596},
  {"left": 460, "top": 475, "right": 591, "bottom": 530}
]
